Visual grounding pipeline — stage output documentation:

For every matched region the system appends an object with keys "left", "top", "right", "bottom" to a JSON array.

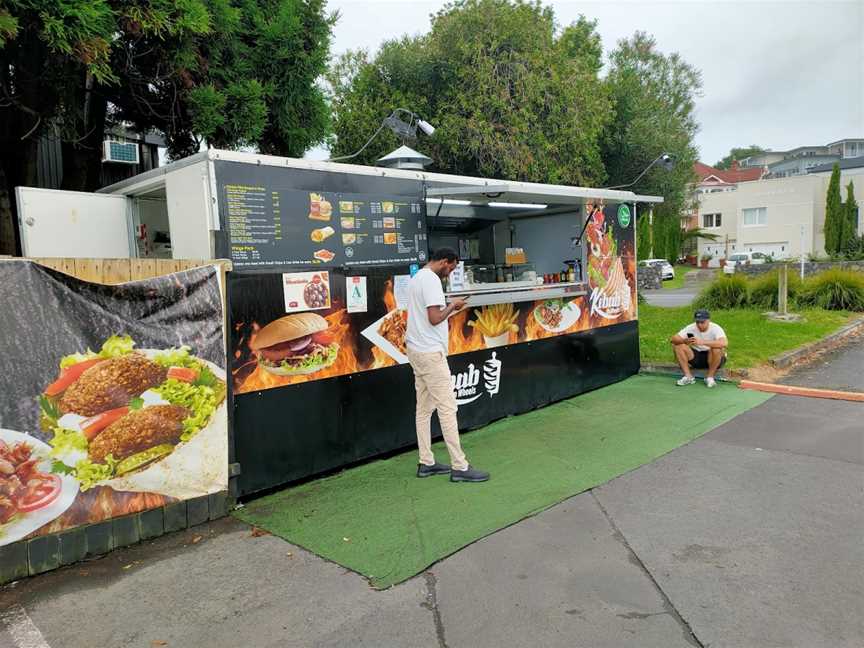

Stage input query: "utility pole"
[
  {"left": 800, "top": 224, "right": 806, "bottom": 280},
  {"left": 778, "top": 264, "right": 788, "bottom": 315},
  {"left": 649, "top": 207, "right": 654, "bottom": 258}
]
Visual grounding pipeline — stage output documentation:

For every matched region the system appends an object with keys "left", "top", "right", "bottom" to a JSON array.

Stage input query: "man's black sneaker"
[
  {"left": 417, "top": 462, "right": 451, "bottom": 478},
  {"left": 450, "top": 465, "right": 490, "bottom": 483}
]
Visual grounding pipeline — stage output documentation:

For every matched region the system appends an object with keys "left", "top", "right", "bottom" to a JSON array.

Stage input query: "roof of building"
[
  {"left": 826, "top": 138, "right": 864, "bottom": 147},
  {"left": 694, "top": 161, "right": 764, "bottom": 184},
  {"left": 807, "top": 156, "right": 864, "bottom": 174}
]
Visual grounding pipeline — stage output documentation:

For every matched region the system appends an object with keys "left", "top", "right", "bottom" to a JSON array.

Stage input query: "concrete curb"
[
  {"left": 740, "top": 380, "right": 864, "bottom": 402},
  {"left": 639, "top": 365, "right": 735, "bottom": 382},
  {"left": 770, "top": 316, "right": 864, "bottom": 368}
]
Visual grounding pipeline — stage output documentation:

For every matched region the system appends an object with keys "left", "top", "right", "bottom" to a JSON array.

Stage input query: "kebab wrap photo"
[{"left": 39, "top": 336, "right": 228, "bottom": 499}]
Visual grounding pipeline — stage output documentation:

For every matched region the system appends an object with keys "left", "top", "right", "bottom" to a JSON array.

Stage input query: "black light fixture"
[
  {"left": 329, "top": 108, "right": 436, "bottom": 163},
  {"left": 604, "top": 153, "right": 675, "bottom": 189}
]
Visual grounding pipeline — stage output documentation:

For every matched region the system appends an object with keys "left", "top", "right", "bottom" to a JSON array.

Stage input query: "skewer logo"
[
  {"left": 484, "top": 352, "right": 502, "bottom": 396},
  {"left": 452, "top": 352, "right": 503, "bottom": 405}
]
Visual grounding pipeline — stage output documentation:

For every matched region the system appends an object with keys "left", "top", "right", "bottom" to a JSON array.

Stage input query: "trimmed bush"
[
  {"left": 694, "top": 274, "right": 750, "bottom": 310},
  {"left": 797, "top": 269, "right": 864, "bottom": 311},
  {"left": 749, "top": 270, "right": 801, "bottom": 310}
]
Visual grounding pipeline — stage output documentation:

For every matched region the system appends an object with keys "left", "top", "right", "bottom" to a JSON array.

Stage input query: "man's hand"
[
  {"left": 686, "top": 337, "right": 700, "bottom": 346},
  {"left": 451, "top": 297, "right": 467, "bottom": 312}
]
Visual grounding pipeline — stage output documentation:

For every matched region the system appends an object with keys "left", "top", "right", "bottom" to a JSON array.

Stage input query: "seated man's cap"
[{"left": 694, "top": 309, "right": 710, "bottom": 321}]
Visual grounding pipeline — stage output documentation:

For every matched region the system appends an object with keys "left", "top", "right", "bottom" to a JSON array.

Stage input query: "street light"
[
  {"left": 604, "top": 153, "right": 676, "bottom": 190},
  {"left": 328, "top": 109, "right": 436, "bottom": 163}
]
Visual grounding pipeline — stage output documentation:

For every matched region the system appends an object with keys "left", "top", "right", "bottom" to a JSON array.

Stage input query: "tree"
[
  {"left": 328, "top": 0, "right": 611, "bottom": 187},
  {"left": 602, "top": 32, "right": 702, "bottom": 263},
  {"left": 714, "top": 145, "right": 767, "bottom": 170},
  {"left": 823, "top": 163, "right": 843, "bottom": 255},
  {"left": 0, "top": 0, "right": 335, "bottom": 255},
  {"left": 842, "top": 180, "right": 859, "bottom": 253}
]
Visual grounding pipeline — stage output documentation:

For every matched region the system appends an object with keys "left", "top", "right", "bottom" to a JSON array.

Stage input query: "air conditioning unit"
[{"left": 102, "top": 140, "right": 140, "bottom": 164}]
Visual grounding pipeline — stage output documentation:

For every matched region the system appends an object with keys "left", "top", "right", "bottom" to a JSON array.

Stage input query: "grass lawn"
[
  {"left": 638, "top": 304, "right": 855, "bottom": 370},
  {"left": 660, "top": 265, "right": 694, "bottom": 290}
]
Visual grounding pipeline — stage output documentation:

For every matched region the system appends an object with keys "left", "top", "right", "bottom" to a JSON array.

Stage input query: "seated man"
[{"left": 670, "top": 309, "right": 728, "bottom": 388}]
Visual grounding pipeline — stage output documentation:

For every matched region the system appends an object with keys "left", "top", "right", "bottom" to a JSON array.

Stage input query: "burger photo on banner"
[
  {"left": 0, "top": 262, "right": 227, "bottom": 546},
  {"left": 40, "top": 336, "right": 227, "bottom": 500}
]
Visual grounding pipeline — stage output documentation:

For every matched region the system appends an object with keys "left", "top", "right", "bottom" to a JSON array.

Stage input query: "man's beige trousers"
[{"left": 406, "top": 349, "right": 469, "bottom": 471}]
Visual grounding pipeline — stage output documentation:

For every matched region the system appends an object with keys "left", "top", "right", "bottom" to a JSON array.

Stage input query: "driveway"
[
  {"left": 643, "top": 269, "right": 714, "bottom": 308},
  {"left": 1, "top": 371, "right": 861, "bottom": 647},
  {"left": 779, "top": 331, "right": 864, "bottom": 392}
]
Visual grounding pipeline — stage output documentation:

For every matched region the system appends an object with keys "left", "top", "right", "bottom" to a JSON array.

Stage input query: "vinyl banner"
[
  {"left": 230, "top": 201, "right": 636, "bottom": 395},
  {"left": 0, "top": 261, "right": 227, "bottom": 546}
]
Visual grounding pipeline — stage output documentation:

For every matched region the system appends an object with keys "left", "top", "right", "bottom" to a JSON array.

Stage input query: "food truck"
[{"left": 17, "top": 149, "right": 662, "bottom": 497}]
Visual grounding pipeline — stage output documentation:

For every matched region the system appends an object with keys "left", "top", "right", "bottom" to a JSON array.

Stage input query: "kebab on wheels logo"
[
  {"left": 586, "top": 205, "right": 632, "bottom": 320},
  {"left": 451, "top": 352, "right": 502, "bottom": 406}
]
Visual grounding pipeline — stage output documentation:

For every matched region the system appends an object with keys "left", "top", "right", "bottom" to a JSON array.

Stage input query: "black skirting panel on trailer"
[{"left": 233, "top": 320, "right": 638, "bottom": 496}]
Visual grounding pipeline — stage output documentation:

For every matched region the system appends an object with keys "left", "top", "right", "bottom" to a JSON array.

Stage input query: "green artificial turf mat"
[{"left": 234, "top": 374, "right": 772, "bottom": 588}]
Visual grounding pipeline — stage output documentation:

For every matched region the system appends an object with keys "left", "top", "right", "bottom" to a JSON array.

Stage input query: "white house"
[{"left": 697, "top": 160, "right": 864, "bottom": 261}]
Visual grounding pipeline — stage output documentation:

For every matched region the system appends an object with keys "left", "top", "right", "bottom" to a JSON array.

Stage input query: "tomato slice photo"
[
  {"left": 81, "top": 406, "right": 129, "bottom": 441},
  {"left": 167, "top": 366, "right": 199, "bottom": 383},
  {"left": 43, "top": 358, "right": 105, "bottom": 396},
  {"left": 16, "top": 473, "right": 62, "bottom": 513}
]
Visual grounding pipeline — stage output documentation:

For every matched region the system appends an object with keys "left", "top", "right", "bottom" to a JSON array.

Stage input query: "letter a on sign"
[{"left": 346, "top": 276, "right": 368, "bottom": 313}]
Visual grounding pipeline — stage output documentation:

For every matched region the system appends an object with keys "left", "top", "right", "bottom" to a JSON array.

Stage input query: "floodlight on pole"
[
  {"left": 328, "top": 109, "right": 437, "bottom": 163},
  {"left": 604, "top": 153, "right": 676, "bottom": 190}
]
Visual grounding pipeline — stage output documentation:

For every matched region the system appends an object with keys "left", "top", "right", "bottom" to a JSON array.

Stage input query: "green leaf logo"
[{"left": 617, "top": 204, "right": 631, "bottom": 228}]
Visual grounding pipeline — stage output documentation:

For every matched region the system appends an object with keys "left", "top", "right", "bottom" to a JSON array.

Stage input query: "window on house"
[
  {"left": 702, "top": 213, "right": 721, "bottom": 228},
  {"left": 743, "top": 207, "right": 767, "bottom": 226}
]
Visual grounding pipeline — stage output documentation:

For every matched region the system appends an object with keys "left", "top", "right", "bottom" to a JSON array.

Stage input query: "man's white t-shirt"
[
  {"left": 406, "top": 267, "right": 449, "bottom": 354},
  {"left": 677, "top": 322, "right": 727, "bottom": 352}
]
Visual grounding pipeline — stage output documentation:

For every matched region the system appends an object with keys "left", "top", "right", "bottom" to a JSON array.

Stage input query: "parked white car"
[
  {"left": 723, "top": 252, "right": 767, "bottom": 274},
  {"left": 639, "top": 258, "right": 676, "bottom": 280}
]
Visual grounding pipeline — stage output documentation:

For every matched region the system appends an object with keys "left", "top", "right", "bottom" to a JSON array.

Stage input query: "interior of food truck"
[{"left": 421, "top": 183, "right": 619, "bottom": 310}]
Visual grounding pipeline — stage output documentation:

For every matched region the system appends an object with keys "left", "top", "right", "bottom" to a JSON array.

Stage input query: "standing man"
[
  {"left": 406, "top": 248, "right": 490, "bottom": 483},
  {"left": 670, "top": 309, "right": 728, "bottom": 388}
]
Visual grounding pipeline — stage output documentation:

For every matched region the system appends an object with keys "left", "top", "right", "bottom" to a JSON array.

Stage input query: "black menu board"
[{"left": 222, "top": 183, "right": 427, "bottom": 268}]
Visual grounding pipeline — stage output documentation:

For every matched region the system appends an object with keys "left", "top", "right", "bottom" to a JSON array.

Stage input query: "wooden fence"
[{"left": 23, "top": 257, "right": 231, "bottom": 284}]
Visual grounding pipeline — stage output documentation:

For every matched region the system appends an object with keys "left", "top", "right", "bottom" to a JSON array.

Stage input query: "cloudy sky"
[{"left": 309, "top": 0, "right": 863, "bottom": 166}]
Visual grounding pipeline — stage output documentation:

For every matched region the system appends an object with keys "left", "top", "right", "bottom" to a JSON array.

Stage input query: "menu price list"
[
  {"left": 224, "top": 185, "right": 427, "bottom": 267},
  {"left": 225, "top": 184, "right": 283, "bottom": 264}
]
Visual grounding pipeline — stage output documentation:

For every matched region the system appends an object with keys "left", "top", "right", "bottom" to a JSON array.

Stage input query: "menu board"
[{"left": 224, "top": 185, "right": 427, "bottom": 268}]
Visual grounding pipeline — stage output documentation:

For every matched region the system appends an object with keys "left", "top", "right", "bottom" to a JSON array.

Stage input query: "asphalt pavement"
[
  {"left": 1, "top": 358, "right": 861, "bottom": 647},
  {"left": 642, "top": 269, "right": 713, "bottom": 308},
  {"left": 780, "top": 331, "right": 864, "bottom": 393}
]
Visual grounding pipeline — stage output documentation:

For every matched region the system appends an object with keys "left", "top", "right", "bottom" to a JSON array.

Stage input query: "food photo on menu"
[
  {"left": 251, "top": 313, "right": 339, "bottom": 377},
  {"left": 308, "top": 193, "right": 332, "bottom": 221},
  {"left": 38, "top": 335, "right": 227, "bottom": 497}
]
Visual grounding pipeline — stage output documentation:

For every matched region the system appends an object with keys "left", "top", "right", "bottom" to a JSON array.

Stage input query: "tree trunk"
[
  {"left": 61, "top": 84, "right": 108, "bottom": 192},
  {"left": 0, "top": 134, "right": 39, "bottom": 256}
]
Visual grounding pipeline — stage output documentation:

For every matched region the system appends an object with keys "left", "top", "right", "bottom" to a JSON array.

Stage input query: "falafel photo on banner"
[{"left": 0, "top": 261, "right": 228, "bottom": 546}]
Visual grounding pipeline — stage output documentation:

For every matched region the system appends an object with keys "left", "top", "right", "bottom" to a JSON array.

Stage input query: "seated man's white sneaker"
[
  {"left": 677, "top": 376, "right": 696, "bottom": 386},
  {"left": 705, "top": 377, "right": 717, "bottom": 388}
]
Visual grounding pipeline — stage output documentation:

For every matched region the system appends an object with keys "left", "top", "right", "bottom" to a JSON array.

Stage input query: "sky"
[{"left": 307, "top": 0, "right": 863, "bottom": 166}]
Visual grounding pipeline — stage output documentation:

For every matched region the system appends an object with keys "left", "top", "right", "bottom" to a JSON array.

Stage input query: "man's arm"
[
  {"left": 670, "top": 334, "right": 688, "bottom": 345},
  {"left": 427, "top": 298, "right": 466, "bottom": 325},
  {"left": 695, "top": 336, "right": 727, "bottom": 350}
]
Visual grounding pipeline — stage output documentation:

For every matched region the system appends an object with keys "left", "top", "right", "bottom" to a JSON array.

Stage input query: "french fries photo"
[{"left": 468, "top": 303, "right": 520, "bottom": 337}]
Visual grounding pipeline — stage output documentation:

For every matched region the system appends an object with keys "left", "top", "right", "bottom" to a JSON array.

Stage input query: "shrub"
[
  {"left": 749, "top": 270, "right": 801, "bottom": 310},
  {"left": 797, "top": 269, "right": 864, "bottom": 311},
  {"left": 694, "top": 274, "right": 750, "bottom": 310}
]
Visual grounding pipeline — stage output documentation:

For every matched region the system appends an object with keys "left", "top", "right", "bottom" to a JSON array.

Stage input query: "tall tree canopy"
[
  {"left": 601, "top": 31, "right": 702, "bottom": 261},
  {"left": 714, "top": 145, "right": 767, "bottom": 170},
  {"left": 0, "top": 0, "right": 335, "bottom": 254},
  {"left": 329, "top": 4, "right": 703, "bottom": 264},
  {"left": 328, "top": 0, "right": 611, "bottom": 187}
]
